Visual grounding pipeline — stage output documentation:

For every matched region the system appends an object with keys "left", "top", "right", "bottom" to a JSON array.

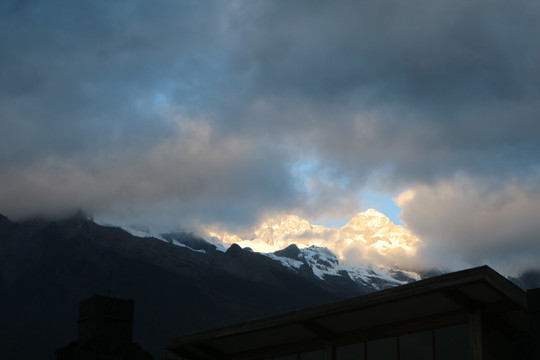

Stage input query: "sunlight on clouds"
[
  {"left": 396, "top": 176, "right": 540, "bottom": 274},
  {"left": 0, "top": 115, "right": 285, "bottom": 226},
  {"left": 395, "top": 188, "right": 415, "bottom": 205},
  {"left": 204, "top": 209, "right": 422, "bottom": 269}
]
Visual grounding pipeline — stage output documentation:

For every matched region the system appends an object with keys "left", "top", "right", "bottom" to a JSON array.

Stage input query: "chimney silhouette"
[
  {"left": 78, "top": 296, "right": 134, "bottom": 344},
  {"left": 56, "top": 296, "right": 152, "bottom": 360}
]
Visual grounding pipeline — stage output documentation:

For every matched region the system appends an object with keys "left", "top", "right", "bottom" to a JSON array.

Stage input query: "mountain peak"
[
  {"left": 362, "top": 208, "right": 386, "bottom": 217},
  {"left": 274, "top": 244, "right": 302, "bottom": 261},
  {"left": 225, "top": 243, "right": 244, "bottom": 255},
  {"left": 343, "top": 209, "right": 392, "bottom": 230}
]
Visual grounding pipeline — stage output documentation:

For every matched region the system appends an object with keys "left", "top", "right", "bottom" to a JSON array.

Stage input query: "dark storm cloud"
[
  {"left": 0, "top": 0, "right": 227, "bottom": 163},
  {"left": 1, "top": 0, "right": 539, "bottom": 270},
  {"left": 221, "top": 0, "right": 540, "bottom": 187}
]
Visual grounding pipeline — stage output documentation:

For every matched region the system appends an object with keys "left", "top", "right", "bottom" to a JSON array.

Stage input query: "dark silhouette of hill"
[{"left": 0, "top": 213, "right": 362, "bottom": 359}]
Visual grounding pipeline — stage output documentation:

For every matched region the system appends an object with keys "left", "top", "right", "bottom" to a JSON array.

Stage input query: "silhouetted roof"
[{"left": 166, "top": 265, "right": 528, "bottom": 360}]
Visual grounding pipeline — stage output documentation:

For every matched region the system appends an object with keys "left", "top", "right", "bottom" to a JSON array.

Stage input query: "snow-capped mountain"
[
  {"left": 2, "top": 210, "right": 538, "bottom": 360},
  {"left": 116, "top": 209, "right": 423, "bottom": 291},
  {"left": 340, "top": 209, "right": 418, "bottom": 254},
  {"left": 203, "top": 209, "right": 422, "bottom": 290},
  {"left": 207, "top": 209, "right": 419, "bottom": 258},
  {"left": 266, "top": 244, "right": 420, "bottom": 291}
]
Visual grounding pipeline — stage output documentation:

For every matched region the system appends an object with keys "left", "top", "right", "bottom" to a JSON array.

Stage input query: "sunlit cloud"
[{"left": 396, "top": 175, "right": 540, "bottom": 274}]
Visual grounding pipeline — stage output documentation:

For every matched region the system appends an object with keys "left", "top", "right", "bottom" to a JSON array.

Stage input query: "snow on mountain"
[
  {"left": 206, "top": 209, "right": 419, "bottom": 264},
  {"left": 268, "top": 244, "right": 421, "bottom": 290},
  {"left": 120, "top": 225, "right": 207, "bottom": 253},
  {"left": 338, "top": 209, "right": 418, "bottom": 255},
  {"left": 266, "top": 244, "right": 342, "bottom": 279},
  {"left": 200, "top": 209, "right": 422, "bottom": 289},
  {"left": 346, "top": 264, "right": 421, "bottom": 290},
  {"left": 299, "top": 246, "right": 343, "bottom": 279},
  {"left": 122, "top": 225, "right": 168, "bottom": 241},
  {"left": 117, "top": 209, "right": 423, "bottom": 290}
]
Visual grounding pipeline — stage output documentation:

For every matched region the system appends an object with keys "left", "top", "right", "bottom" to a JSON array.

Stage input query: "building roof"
[{"left": 166, "top": 265, "right": 528, "bottom": 360}]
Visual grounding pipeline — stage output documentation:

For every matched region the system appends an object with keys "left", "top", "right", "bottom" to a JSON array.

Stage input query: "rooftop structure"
[{"left": 166, "top": 266, "right": 539, "bottom": 360}]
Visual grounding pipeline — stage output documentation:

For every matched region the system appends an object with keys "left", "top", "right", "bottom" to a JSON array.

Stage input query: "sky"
[{"left": 1, "top": 0, "right": 540, "bottom": 275}]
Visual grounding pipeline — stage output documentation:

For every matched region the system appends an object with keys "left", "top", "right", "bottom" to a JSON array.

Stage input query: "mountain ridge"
[
  {"left": 0, "top": 212, "right": 365, "bottom": 359},
  {"left": 2, "top": 211, "right": 538, "bottom": 360},
  {"left": 204, "top": 209, "right": 420, "bottom": 279}
]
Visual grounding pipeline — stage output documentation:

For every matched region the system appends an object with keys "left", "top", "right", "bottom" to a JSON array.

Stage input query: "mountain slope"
[
  {"left": 1, "top": 211, "right": 537, "bottom": 359},
  {"left": 0, "top": 213, "right": 361, "bottom": 360}
]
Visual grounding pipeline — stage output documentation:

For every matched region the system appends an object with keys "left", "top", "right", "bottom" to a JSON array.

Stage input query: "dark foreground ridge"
[{"left": 0, "top": 213, "right": 358, "bottom": 359}]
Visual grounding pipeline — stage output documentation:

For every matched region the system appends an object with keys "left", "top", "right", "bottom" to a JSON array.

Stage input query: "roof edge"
[{"left": 166, "top": 265, "right": 526, "bottom": 351}]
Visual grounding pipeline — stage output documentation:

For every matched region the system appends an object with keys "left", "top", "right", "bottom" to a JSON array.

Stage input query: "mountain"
[
  {"left": 1, "top": 210, "right": 538, "bottom": 360},
  {"left": 204, "top": 209, "right": 421, "bottom": 288},
  {"left": 0, "top": 212, "right": 373, "bottom": 360},
  {"left": 129, "top": 209, "right": 423, "bottom": 291},
  {"left": 207, "top": 209, "right": 419, "bottom": 257},
  {"left": 340, "top": 209, "right": 419, "bottom": 253},
  {"left": 265, "top": 244, "right": 420, "bottom": 292}
]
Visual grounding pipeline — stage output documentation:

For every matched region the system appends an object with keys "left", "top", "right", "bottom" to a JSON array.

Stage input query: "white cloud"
[{"left": 396, "top": 175, "right": 540, "bottom": 275}]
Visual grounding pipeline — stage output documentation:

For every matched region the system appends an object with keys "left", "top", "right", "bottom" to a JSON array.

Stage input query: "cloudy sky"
[{"left": 2, "top": 0, "right": 539, "bottom": 274}]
